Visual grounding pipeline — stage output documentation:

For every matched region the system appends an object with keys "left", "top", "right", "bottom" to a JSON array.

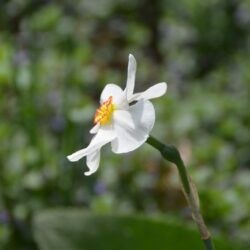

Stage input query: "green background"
[{"left": 0, "top": 0, "right": 249, "bottom": 249}]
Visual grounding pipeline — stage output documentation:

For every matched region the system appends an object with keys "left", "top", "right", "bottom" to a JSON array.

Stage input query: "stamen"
[{"left": 94, "top": 96, "right": 114, "bottom": 125}]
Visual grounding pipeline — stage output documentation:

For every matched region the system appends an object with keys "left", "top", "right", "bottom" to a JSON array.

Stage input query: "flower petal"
[
  {"left": 129, "top": 82, "right": 167, "bottom": 102},
  {"left": 100, "top": 83, "right": 128, "bottom": 109},
  {"left": 67, "top": 126, "right": 116, "bottom": 162},
  {"left": 111, "top": 99, "right": 155, "bottom": 153},
  {"left": 89, "top": 123, "right": 100, "bottom": 134},
  {"left": 125, "top": 54, "right": 137, "bottom": 100},
  {"left": 85, "top": 149, "right": 101, "bottom": 176}
]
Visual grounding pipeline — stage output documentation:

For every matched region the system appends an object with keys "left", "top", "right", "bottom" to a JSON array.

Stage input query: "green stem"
[{"left": 147, "top": 135, "right": 215, "bottom": 250}]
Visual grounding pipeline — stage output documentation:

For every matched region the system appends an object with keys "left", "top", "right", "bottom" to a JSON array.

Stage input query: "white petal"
[
  {"left": 85, "top": 149, "right": 101, "bottom": 176},
  {"left": 100, "top": 83, "right": 123, "bottom": 104},
  {"left": 100, "top": 83, "right": 128, "bottom": 109},
  {"left": 129, "top": 82, "right": 167, "bottom": 102},
  {"left": 67, "top": 126, "right": 116, "bottom": 162},
  {"left": 125, "top": 54, "right": 137, "bottom": 100},
  {"left": 111, "top": 99, "right": 155, "bottom": 153},
  {"left": 89, "top": 123, "right": 100, "bottom": 134}
]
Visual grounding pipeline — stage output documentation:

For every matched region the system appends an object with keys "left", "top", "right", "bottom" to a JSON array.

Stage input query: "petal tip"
[
  {"left": 67, "top": 151, "right": 85, "bottom": 162},
  {"left": 84, "top": 169, "right": 96, "bottom": 176},
  {"left": 157, "top": 82, "right": 168, "bottom": 96},
  {"left": 67, "top": 155, "right": 75, "bottom": 162},
  {"left": 84, "top": 171, "right": 91, "bottom": 176},
  {"left": 162, "top": 82, "right": 168, "bottom": 93},
  {"left": 89, "top": 123, "right": 100, "bottom": 134},
  {"left": 128, "top": 54, "right": 136, "bottom": 63}
]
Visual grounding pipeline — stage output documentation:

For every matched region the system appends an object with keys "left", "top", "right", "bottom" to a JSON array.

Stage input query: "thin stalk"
[{"left": 147, "top": 135, "right": 214, "bottom": 250}]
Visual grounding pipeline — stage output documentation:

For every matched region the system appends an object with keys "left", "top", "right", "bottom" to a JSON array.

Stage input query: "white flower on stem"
[{"left": 67, "top": 54, "right": 167, "bottom": 176}]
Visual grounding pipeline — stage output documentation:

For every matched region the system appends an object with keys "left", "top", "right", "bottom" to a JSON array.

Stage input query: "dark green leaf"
[{"left": 33, "top": 209, "right": 246, "bottom": 250}]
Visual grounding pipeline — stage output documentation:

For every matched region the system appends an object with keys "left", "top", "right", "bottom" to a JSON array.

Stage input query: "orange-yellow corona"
[{"left": 94, "top": 96, "right": 115, "bottom": 125}]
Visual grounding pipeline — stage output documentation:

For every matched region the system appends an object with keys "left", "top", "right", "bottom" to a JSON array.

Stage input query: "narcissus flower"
[{"left": 67, "top": 54, "right": 167, "bottom": 175}]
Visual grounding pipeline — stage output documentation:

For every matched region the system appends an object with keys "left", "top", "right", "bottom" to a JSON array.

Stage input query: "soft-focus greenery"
[
  {"left": 0, "top": 0, "right": 249, "bottom": 249},
  {"left": 33, "top": 209, "right": 246, "bottom": 250}
]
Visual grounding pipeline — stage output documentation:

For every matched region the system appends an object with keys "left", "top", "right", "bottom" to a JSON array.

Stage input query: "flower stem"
[{"left": 146, "top": 135, "right": 215, "bottom": 250}]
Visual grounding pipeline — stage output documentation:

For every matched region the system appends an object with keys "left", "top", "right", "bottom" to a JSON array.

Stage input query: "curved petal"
[
  {"left": 125, "top": 54, "right": 137, "bottom": 100},
  {"left": 85, "top": 149, "right": 101, "bottom": 176},
  {"left": 100, "top": 83, "right": 128, "bottom": 109},
  {"left": 111, "top": 99, "right": 155, "bottom": 154},
  {"left": 129, "top": 82, "right": 167, "bottom": 102},
  {"left": 67, "top": 126, "right": 116, "bottom": 162}
]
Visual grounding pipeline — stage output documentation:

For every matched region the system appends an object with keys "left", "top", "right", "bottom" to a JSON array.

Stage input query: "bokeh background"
[{"left": 0, "top": 0, "right": 250, "bottom": 249}]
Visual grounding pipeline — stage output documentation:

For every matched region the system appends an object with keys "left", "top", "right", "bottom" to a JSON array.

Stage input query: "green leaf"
[{"left": 33, "top": 209, "right": 246, "bottom": 250}]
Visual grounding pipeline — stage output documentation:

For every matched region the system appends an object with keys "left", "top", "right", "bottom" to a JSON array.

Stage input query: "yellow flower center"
[{"left": 94, "top": 96, "right": 115, "bottom": 125}]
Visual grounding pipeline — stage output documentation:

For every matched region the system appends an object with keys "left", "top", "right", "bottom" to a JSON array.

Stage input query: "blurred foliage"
[
  {"left": 0, "top": 0, "right": 250, "bottom": 249},
  {"left": 34, "top": 209, "right": 247, "bottom": 250}
]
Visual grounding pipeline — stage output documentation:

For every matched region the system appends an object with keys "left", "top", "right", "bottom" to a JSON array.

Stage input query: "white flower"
[{"left": 67, "top": 54, "right": 167, "bottom": 176}]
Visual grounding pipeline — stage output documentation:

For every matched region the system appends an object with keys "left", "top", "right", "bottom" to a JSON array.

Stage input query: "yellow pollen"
[{"left": 94, "top": 96, "right": 115, "bottom": 125}]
